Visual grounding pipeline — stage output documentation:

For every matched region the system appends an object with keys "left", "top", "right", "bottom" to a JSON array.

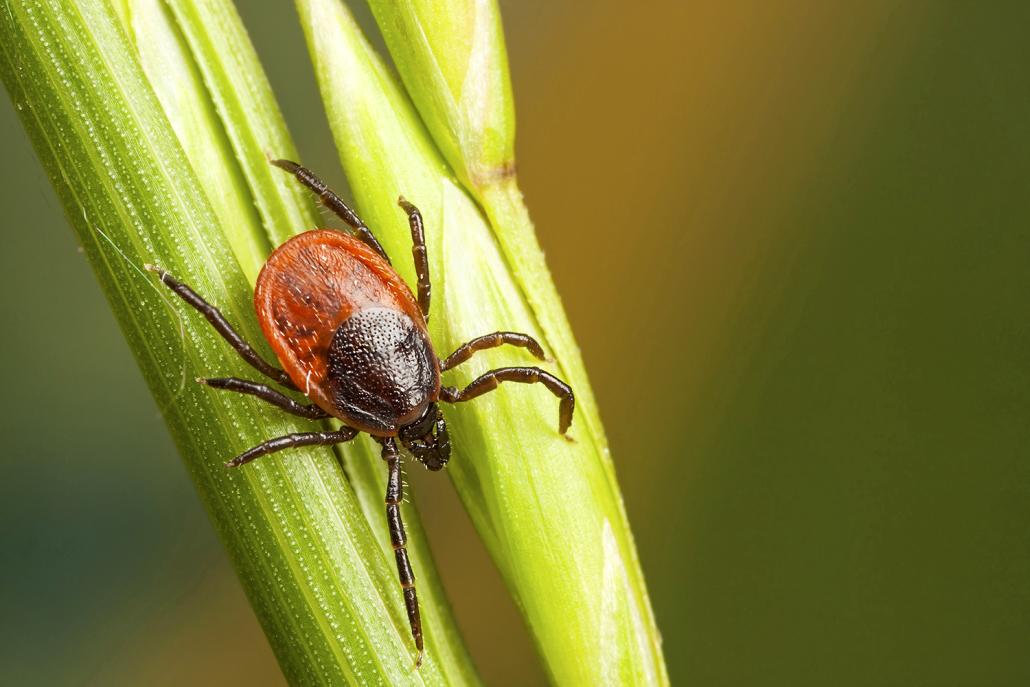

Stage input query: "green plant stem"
[
  {"left": 0, "top": 1, "right": 476, "bottom": 684},
  {"left": 301, "top": 0, "right": 668, "bottom": 683}
]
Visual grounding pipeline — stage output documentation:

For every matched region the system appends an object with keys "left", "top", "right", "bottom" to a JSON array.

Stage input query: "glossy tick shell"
[{"left": 254, "top": 230, "right": 441, "bottom": 436}]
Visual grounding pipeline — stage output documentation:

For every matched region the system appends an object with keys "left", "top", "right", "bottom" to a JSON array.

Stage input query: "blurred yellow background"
[{"left": 2, "top": 2, "right": 1029, "bottom": 685}]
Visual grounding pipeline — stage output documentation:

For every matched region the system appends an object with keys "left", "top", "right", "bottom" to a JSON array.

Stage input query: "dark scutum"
[{"left": 326, "top": 307, "right": 437, "bottom": 432}]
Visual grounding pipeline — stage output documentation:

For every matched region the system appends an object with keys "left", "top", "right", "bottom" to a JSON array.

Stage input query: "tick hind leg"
[
  {"left": 225, "top": 426, "right": 358, "bottom": 468},
  {"left": 147, "top": 266, "right": 297, "bottom": 390},
  {"left": 441, "top": 366, "right": 575, "bottom": 435},
  {"left": 199, "top": 377, "right": 329, "bottom": 419},
  {"left": 377, "top": 437, "right": 425, "bottom": 668},
  {"left": 271, "top": 159, "right": 390, "bottom": 263}
]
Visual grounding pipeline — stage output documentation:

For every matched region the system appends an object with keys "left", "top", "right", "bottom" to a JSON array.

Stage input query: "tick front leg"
[
  {"left": 398, "top": 197, "right": 431, "bottom": 320},
  {"left": 270, "top": 159, "right": 391, "bottom": 263},
  {"left": 378, "top": 437, "right": 425, "bottom": 668},
  {"left": 440, "top": 331, "right": 546, "bottom": 371},
  {"left": 226, "top": 427, "right": 358, "bottom": 468},
  {"left": 146, "top": 266, "right": 297, "bottom": 390},
  {"left": 199, "top": 377, "right": 329, "bottom": 419},
  {"left": 441, "top": 366, "right": 575, "bottom": 435}
]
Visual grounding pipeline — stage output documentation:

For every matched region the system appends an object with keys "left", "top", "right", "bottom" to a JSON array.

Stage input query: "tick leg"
[
  {"left": 147, "top": 266, "right": 297, "bottom": 390},
  {"left": 440, "top": 332, "right": 546, "bottom": 371},
  {"left": 397, "top": 197, "right": 431, "bottom": 320},
  {"left": 441, "top": 366, "right": 575, "bottom": 435},
  {"left": 271, "top": 159, "right": 390, "bottom": 263},
  {"left": 378, "top": 437, "right": 425, "bottom": 668},
  {"left": 200, "top": 377, "right": 330, "bottom": 419},
  {"left": 226, "top": 427, "right": 358, "bottom": 468}
]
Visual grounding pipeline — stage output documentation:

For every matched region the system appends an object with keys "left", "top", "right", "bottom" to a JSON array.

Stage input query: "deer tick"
[{"left": 148, "top": 159, "right": 575, "bottom": 668}]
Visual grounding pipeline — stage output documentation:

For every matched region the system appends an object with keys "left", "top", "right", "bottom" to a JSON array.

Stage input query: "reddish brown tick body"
[
  {"left": 150, "top": 159, "right": 574, "bottom": 669},
  {"left": 256, "top": 230, "right": 441, "bottom": 435}
]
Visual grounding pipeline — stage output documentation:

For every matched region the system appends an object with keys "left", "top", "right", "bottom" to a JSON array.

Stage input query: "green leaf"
[
  {"left": 365, "top": 0, "right": 514, "bottom": 191},
  {"left": 160, "top": 0, "right": 318, "bottom": 250},
  {"left": 299, "top": 0, "right": 668, "bottom": 683},
  {"left": 113, "top": 0, "right": 272, "bottom": 281},
  {"left": 0, "top": 1, "right": 477, "bottom": 684}
]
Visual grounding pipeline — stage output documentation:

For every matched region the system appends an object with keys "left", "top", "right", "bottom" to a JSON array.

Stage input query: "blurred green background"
[{"left": 3, "top": 2, "right": 1029, "bottom": 685}]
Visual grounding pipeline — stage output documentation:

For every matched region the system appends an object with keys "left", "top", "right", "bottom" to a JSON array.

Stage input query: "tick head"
[{"left": 399, "top": 403, "right": 450, "bottom": 471}]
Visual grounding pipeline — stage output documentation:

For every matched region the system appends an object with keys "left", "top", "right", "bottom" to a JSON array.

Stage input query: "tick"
[{"left": 148, "top": 159, "right": 574, "bottom": 668}]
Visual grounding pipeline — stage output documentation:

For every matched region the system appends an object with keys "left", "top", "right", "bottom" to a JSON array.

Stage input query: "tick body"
[
  {"left": 255, "top": 230, "right": 440, "bottom": 435},
  {"left": 149, "top": 159, "right": 575, "bottom": 669}
]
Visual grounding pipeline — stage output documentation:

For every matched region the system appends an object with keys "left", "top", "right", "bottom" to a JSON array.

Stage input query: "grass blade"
[
  {"left": 0, "top": 0, "right": 477, "bottom": 683},
  {"left": 300, "top": 0, "right": 668, "bottom": 682}
]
